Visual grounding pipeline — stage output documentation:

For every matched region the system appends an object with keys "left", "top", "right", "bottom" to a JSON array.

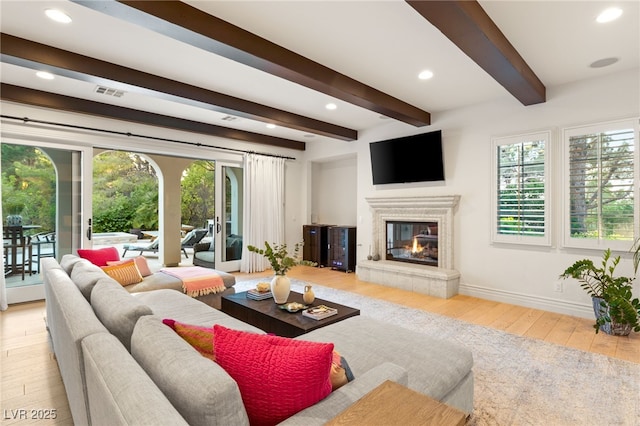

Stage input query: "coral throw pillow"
[
  {"left": 330, "top": 350, "right": 355, "bottom": 391},
  {"left": 107, "top": 256, "right": 152, "bottom": 277},
  {"left": 77, "top": 246, "right": 120, "bottom": 267},
  {"left": 162, "top": 319, "right": 216, "bottom": 361},
  {"left": 213, "top": 325, "right": 333, "bottom": 426},
  {"left": 101, "top": 260, "right": 143, "bottom": 286}
]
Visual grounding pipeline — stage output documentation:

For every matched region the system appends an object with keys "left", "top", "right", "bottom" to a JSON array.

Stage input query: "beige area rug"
[{"left": 235, "top": 279, "right": 640, "bottom": 425}]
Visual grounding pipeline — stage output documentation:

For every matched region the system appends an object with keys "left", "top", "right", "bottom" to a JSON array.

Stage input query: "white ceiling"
[{"left": 1, "top": 0, "right": 638, "bottom": 146}]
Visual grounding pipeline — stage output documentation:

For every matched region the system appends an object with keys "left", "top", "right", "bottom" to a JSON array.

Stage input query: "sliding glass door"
[
  {"left": 214, "top": 163, "right": 243, "bottom": 272},
  {"left": 2, "top": 140, "right": 91, "bottom": 304}
]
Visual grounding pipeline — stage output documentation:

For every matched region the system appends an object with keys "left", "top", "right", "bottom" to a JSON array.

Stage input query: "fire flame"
[{"left": 412, "top": 237, "right": 422, "bottom": 253}]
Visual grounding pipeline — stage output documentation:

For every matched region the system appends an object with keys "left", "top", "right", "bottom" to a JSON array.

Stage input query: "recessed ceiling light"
[
  {"left": 45, "top": 9, "right": 72, "bottom": 24},
  {"left": 266, "top": 123, "right": 276, "bottom": 129},
  {"left": 589, "top": 57, "right": 619, "bottom": 68},
  {"left": 36, "top": 71, "right": 55, "bottom": 80},
  {"left": 325, "top": 103, "right": 337, "bottom": 110},
  {"left": 596, "top": 7, "right": 622, "bottom": 23},
  {"left": 418, "top": 70, "right": 434, "bottom": 80}
]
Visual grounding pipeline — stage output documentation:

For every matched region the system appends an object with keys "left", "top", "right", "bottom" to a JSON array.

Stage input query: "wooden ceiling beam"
[
  {"left": 0, "top": 84, "right": 306, "bottom": 151},
  {"left": 73, "top": 0, "right": 431, "bottom": 126},
  {"left": 406, "top": 0, "right": 546, "bottom": 106},
  {"left": 0, "top": 33, "right": 353, "bottom": 141}
]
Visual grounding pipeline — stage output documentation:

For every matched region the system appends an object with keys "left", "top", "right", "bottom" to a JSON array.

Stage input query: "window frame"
[
  {"left": 491, "top": 130, "right": 552, "bottom": 246},
  {"left": 562, "top": 118, "right": 639, "bottom": 251}
]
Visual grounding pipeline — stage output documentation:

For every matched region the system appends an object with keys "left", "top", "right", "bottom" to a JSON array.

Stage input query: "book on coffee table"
[
  {"left": 247, "top": 289, "right": 273, "bottom": 300},
  {"left": 302, "top": 305, "right": 338, "bottom": 320}
]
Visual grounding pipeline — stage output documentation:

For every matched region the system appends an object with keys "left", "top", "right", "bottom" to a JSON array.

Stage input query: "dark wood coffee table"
[{"left": 221, "top": 291, "right": 360, "bottom": 337}]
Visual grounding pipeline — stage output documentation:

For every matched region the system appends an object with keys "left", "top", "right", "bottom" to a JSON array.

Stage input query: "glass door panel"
[
  {"left": 2, "top": 141, "right": 90, "bottom": 304},
  {"left": 215, "top": 164, "right": 243, "bottom": 271}
]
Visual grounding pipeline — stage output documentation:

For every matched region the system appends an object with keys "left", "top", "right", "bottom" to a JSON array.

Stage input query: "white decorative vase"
[{"left": 271, "top": 275, "right": 291, "bottom": 304}]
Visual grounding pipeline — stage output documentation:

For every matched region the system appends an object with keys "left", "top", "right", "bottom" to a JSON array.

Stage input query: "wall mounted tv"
[{"left": 369, "top": 130, "right": 444, "bottom": 185}]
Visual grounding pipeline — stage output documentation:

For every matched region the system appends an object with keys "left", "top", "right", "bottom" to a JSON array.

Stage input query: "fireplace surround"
[{"left": 357, "top": 195, "right": 461, "bottom": 298}]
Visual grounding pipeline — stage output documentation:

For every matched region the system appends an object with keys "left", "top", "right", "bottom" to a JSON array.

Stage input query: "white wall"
[
  {"left": 303, "top": 68, "right": 640, "bottom": 319},
  {"left": 309, "top": 155, "right": 357, "bottom": 227},
  {"left": 2, "top": 68, "right": 638, "bottom": 318}
]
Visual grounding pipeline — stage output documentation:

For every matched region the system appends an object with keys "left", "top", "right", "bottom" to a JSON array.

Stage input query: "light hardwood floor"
[{"left": 1, "top": 266, "right": 638, "bottom": 425}]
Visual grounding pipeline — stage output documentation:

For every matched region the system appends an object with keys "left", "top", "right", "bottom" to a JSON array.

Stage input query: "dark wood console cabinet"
[
  {"left": 303, "top": 224, "right": 333, "bottom": 267},
  {"left": 328, "top": 226, "right": 356, "bottom": 273}
]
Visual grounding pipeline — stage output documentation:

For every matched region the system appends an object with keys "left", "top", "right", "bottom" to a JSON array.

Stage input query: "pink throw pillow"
[
  {"left": 213, "top": 325, "right": 333, "bottom": 426},
  {"left": 107, "top": 256, "right": 152, "bottom": 277},
  {"left": 77, "top": 246, "right": 120, "bottom": 267}
]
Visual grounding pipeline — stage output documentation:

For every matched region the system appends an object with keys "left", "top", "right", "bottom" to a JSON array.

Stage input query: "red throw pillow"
[
  {"left": 213, "top": 325, "right": 333, "bottom": 426},
  {"left": 77, "top": 247, "right": 120, "bottom": 267},
  {"left": 163, "top": 319, "right": 216, "bottom": 361}
]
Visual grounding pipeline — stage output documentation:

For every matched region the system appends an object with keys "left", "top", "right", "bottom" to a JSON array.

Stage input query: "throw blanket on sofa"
[{"left": 159, "top": 267, "right": 226, "bottom": 297}]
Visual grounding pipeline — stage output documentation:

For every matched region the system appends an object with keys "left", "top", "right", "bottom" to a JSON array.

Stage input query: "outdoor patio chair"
[
  {"left": 121, "top": 237, "right": 160, "bottom": 258},
  {"left": 180, "top": 228, "right": 207, "bottom": 258},
  {"left": 31, "top": 231, "right": 56, "bottom": 273},
  {"left": 121, "top": 228, "right": 207, "bottom": 258}
]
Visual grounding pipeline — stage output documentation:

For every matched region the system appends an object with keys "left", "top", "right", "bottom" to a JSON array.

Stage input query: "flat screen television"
[{"left": 369, "top": 130, "right": 444, "bottom": 185}]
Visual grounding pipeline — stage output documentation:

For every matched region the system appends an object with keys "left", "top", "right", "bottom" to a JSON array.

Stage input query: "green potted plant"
[
  {"left": 247, "top": 241, "right": 316, "bottom": 303},
  {"left": 5, "top": 202, "right": 25, "bottom": 226},
  {"left": 560, "top": 241, "right": 640, "bottom": 335}
]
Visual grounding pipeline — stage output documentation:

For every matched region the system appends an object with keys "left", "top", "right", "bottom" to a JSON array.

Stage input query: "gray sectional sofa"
[{"left": 43, "top": 254, "right": 474, "bottom": 425}]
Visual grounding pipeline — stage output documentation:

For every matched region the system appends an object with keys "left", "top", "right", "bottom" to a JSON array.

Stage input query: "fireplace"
[
  {"left": 357, "top": 195, "right": 461, "bottom": 298},
  {"left": 386, "top": 221, "right": 438, "bottom": 267}
]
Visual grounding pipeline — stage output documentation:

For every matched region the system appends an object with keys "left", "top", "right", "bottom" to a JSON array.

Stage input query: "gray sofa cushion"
[
  {"left": 90, "top": 277, "right": 153, "bottom": 351},
  {"left": 71, "top": 259, "right": 109, "bottom": 301},
  {"left": 281, "top": 362, "right": 408, "bottom": 425},
  {"left": 131, "top": 315, "right": 250, "bottom": 426},
  {"left": 60, "top": 254, "right": 86, "bottom": 275},
  {"left": 82, "top": 333, "right": 189, "bottom": 426},
  {"left": 135, "top": 289, "right": 264, "bottom": 333},
  {"left": 299, "top": 315, "right": 474, "bottom": 413}
]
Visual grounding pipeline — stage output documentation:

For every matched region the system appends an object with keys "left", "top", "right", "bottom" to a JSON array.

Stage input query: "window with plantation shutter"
[
  {"left": 563, "top": 119, "right": 638, "bottom": 250},
  {"left": 492, "top": 131, "right": 551, "bottom": 246}
]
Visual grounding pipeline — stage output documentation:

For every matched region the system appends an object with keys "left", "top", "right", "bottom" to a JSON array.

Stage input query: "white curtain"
[
  {"left": 240, "top": 153, "right": 286, "bottom": 273},
  {"left": 1, "top": 192, "right": 7, "bottom": 311}
]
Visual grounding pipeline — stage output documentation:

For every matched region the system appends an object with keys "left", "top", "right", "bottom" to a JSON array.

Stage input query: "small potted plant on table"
[
  {"left": 560, "top": 241, "right": 640, "bottom": 335},
  {"left": 247, "top": 241, "right": 316, "bottom": 303}
]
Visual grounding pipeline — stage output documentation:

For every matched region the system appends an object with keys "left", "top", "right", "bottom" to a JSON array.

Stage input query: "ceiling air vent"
[
  {"left": 95, "top": 86, "right": 125, "bottom": 98},
  {"left": 221, "top": 115, "right": 238, "bottom": 121}
]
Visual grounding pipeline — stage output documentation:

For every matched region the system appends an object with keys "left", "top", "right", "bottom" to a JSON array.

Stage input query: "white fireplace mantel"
[
  {"left": 358, "top": 195, "right": 461, "bottom": 299},
  {"left": 365, "top": 195, "right": 460, "bottom": 269}
]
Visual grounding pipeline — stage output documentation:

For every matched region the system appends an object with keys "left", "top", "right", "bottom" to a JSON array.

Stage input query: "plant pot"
[
  {"left": 271, "top": 275, "right": 291, "bottom": 304},
  {"left": 592, "top": 297, "right": 632, "bottom": 336},
  {"left": 6, "top": 214, "right": 23, "bottom": 226}
]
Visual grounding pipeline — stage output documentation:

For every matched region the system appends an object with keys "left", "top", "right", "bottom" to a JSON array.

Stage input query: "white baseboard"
[
  {"left": 458, "top": 283, "right": 593, "bottom": 320},
  {"left": 7, "top": 284, "right": 45, "bottom": 304}
]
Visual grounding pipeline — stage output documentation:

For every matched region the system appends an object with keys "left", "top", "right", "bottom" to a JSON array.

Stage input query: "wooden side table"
[{"left": 326, "top": 380, "right": 467, "bottom": 426}]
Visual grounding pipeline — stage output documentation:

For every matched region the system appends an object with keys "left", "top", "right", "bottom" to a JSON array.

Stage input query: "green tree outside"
[
  {"left": 1, "top": 145, "right": 55, "bottom": 231},
  {"left": 2, "top": 144, "right": 216, "bottom": 234}
]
